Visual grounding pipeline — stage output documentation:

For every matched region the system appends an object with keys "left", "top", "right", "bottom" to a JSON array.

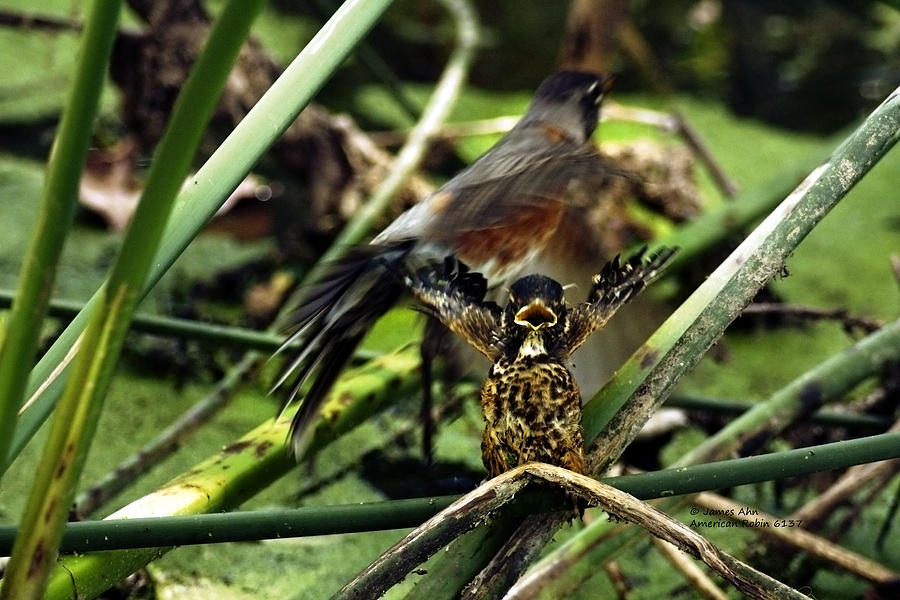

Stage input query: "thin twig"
[
  {"left": 604, "top": 560, "right": 630, "bottom": 599},
  {"left": 742, "top": 302, "right": 883, "bottom": 334},
  {"left": 368, "top": 116, "right": 521, "bottom": 146},
  {"left": 831, "top": 468, "right": 900, "bottom": 543},
  {"left": 0, "top": 8, "right": 81, "bottom": 31},
  {"left": 672, "top": 110, "right": 740, "bottom": 198},
  {"left": 652, "top": 537, "right": 729, "bottom": 600},
  {"left": 692, "top": 492, "right": 899, "bottom": 585},
  {"left": 368, "top": 104, "right": 681, "bottom": 147},
  {"left": 890, "top": 254, "right": 900, "bottom": 291}
]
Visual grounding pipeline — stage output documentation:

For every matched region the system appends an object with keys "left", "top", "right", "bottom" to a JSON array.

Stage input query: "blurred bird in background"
[{"left": 274, "top": 70, "right": 670, "bottom": 458}]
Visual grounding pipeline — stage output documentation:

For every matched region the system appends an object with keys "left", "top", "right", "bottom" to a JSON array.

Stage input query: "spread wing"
[
  {"left": 377, "top": 127, "right": 637, "bottom": 249},
  {"left": 402, "top": 258, "right": 503, "bottom": 362},
  {"left": 430, "top": 136, "right": 636, "bottom": 234},
  {"left": 562, "top": 246, "right": 678, "bottom": 355}
]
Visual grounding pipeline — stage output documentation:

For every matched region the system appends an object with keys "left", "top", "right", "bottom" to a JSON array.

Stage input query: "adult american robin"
[
  {"left": 401, "top": 247, "right": 677, "bottom": 476},
  {"left": 275, "top": 70, "right": 634, "bottom": 457}
]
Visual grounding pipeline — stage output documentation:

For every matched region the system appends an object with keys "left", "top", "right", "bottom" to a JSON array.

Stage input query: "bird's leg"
[
  {"left": 419, "top": 316, "right": 446, "bottom": 465},
  {"left": 419, "top": 347, "right": 436, "bottom": 466}
]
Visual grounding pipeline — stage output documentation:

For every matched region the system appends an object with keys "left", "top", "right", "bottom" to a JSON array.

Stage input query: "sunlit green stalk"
[
  {"left": 0, "top": 3, "right": 261, "bottom": 598},
  {"left": 9, "top": 0, "right": 397, "bottom": 468},
  {"left": 0, "top": 0, "right": 120, "bottom": 479},
  {"left": 40, "top": 352, "right": 414, "bottom": 600},
  {"left": 72, "top": 353, "right": 259, "bottom": 517}
]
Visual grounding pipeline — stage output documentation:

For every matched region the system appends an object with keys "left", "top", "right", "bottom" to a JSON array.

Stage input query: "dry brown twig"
[
  {"left": 890, "top": 254, "right": 900, "bottom": 290},
  {"left": 692, "top": 492, "right": 899, "bottom": 585},
  {"left": 742, "top": 302, "right": 884, "bottom": 334},
  {"left": 652, "top": 537, "right": 729, "bottom": 600},
  {"left": 337, "top": 463, "right": 806, "bottom": 600},
  {"left": 603, "top": 560, "right": 631, "bottom": 599}
]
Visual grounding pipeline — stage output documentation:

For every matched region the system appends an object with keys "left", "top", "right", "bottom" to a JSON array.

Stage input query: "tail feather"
[{"left": 274, "top": 241, "right": 414, "bottom": 457}]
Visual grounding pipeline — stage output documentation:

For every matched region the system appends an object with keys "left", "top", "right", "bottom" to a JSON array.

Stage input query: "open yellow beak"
[{"left": 514, "top": 302, "right": 558, "bottom": 330}]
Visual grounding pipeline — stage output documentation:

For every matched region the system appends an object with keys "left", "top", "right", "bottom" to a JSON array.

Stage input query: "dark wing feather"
[
  {"left": 402, "top": 258, "right": 503, "bottom": 361},
  {"left": 562, "top": 246, "right": 678, "bottom": 355},
  {"left": 273, "top": 240, "right": 414, "bottom": 457}
]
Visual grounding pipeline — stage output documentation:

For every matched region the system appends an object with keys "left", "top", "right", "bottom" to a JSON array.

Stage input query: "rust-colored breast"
[{"left": 450, "top": 202, "right": 565, "bottom": 279}]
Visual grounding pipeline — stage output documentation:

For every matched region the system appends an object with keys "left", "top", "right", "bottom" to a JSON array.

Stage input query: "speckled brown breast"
[{"left": 479, "top": 356, "right": 586, "bottom": 477}]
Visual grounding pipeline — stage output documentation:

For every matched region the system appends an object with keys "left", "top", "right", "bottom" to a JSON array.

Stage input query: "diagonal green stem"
[
  {"left": 0, "top": 0, "right": 120, "bottom": 480},
  {"left": 8, "top": 0, "right": 398, "bottom": 468},
  {"left": 0, "top": 3, "right": 261, "bottom": 598},
  {"left": 674, "top": 318, "right": 900, "bottom": 467},
  {"left": 283, "top": 0, "right": 480, "bottom": 307}
]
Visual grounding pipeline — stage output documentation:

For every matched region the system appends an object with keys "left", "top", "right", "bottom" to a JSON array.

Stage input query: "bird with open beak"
[{"left": 402, "top": 246, "right": 677, "bottom": 476}]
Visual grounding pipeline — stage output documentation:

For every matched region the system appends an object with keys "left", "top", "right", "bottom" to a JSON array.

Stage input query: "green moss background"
[{"left": 0, "top": 1, "right": 898, "bottom": 597}]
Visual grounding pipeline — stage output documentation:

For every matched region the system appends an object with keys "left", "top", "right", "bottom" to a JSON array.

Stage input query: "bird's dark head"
[
  {"left": 508, "top": 275, "right": 565, "bottom": 330},
  {"left": 523, "top": 71, "right": 613, "bottom": 143},
  {"left": 502, "top": 275, "right": 567, "bottom": 357}
]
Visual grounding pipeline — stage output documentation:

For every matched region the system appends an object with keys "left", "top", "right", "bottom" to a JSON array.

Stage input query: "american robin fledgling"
[
  {"left": 401, "top": 247, "right": 677, "bottom": 476},
  {"left": 275, "top": 71, "right": 634, "bottom": 456}
]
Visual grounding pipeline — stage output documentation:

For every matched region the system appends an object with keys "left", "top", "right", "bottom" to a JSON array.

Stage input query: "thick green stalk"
[
  {"left": 40, "top": 352, "right": 418, "bottom": 600},
  {"left": 0, "top": 497, "right": 460, "bottom": 554},
  {"left": 9, "top": 0, "right": 397, "bottom": 468},
  {"left": 674, "top": 318, "right": 900, "bottom": 467},
  {"left": 0, "top": 4, "right": 261, "bottom": 598},
  {"left": 584, "top": 85, "right": 900, "bottom": 458},
  {"left": 0, "top": 0, "right": 121, "bottom": 478}
]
